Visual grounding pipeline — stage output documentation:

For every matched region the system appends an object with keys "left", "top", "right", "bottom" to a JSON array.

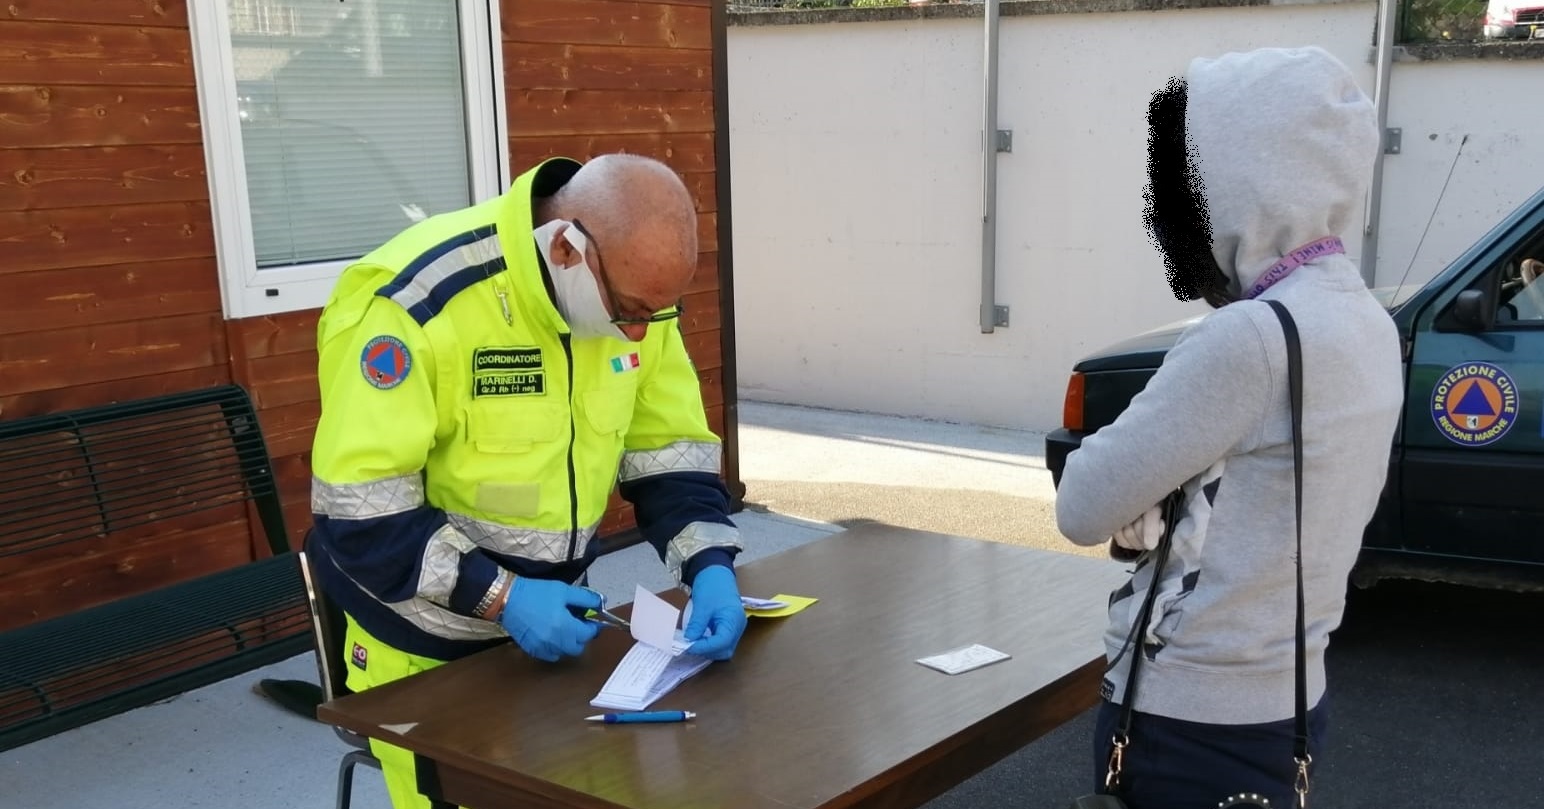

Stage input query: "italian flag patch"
[{"left": 610, "top": 352, "right": 640, "bottom": 373}]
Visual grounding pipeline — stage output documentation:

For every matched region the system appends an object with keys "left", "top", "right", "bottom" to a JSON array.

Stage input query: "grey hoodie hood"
[{"left": 1184, "top": 46, "right": 1379, "bottom": 296}]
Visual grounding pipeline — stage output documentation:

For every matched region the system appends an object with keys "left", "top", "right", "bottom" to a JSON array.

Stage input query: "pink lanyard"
[{"left": 1243, "top": 236, "right": 1345, "bottom": 299}]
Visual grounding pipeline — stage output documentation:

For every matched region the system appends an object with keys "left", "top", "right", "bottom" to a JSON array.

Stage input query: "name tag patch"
[{"left": 473, "top": 346, "right": 545, "bottom": 398}]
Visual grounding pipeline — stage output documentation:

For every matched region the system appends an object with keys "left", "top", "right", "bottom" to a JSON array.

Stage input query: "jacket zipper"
[
  {"left": 492, "top": 276, "right": 512, "bottom": 325},
  {"left": 561, "top": 332, "right": 579, "bottom": 562},
  {"left": 494, "top": 275, "right": 576, "bottom": 560}
]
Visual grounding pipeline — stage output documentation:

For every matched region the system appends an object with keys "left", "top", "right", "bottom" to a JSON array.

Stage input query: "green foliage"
[
  {"left": 852, "top": 0, "right": 910, "bottom": 6},
  {"left": 1400, "top": 0, "right": 1489, "bottom": 42}
]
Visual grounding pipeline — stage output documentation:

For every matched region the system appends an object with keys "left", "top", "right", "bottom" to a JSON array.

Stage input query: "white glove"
[{"left": 1112, "top": 506, "right": 1165, "bottom": 552}]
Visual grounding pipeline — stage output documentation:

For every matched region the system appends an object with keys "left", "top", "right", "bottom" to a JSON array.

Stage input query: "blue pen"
[{"left": 584, "top": 710, "right": 696, "bottom": 724}]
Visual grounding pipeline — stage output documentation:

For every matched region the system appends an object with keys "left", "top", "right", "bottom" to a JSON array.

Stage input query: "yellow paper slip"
[{"left": 742, "top": 594, "right": 818, "bottom": 618}]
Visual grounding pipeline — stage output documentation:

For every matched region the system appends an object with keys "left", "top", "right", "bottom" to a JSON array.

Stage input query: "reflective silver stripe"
[
  {"left": 318, "top": 495, "right": 603, "bottom": 643},
  {"left": 388, "top": 230, "right": 504, "bottom": 314},
  {"left": 665, "top": 521, "right": 744, "bottom": 587},
  {"left": 448, "top": 512, "right": 597, "bottom": 564},
  {"left": 380, "top": 597, "right": 507, "bottom": 642},
  {"left": 619, "top": 441, "right": 722, "bottom": 483},
  {"left": 311, "top": 475, "right": 425, "bottom": 520},
  {"left": 369, "top": 514, "right": 598, "bottom": 642},
  {"left": 418, "top": 523, "right": 478, "bottom": 604},
  {"left": 329, "top": 527, "right": 507, "bottom": 643}
]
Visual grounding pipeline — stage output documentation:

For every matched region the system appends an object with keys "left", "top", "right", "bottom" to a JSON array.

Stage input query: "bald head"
[{"left": 541, "top": 154, "right": 699, "bottom": 312}]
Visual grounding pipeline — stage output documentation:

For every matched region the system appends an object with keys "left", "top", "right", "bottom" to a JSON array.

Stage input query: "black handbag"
[{"left": 1067, "top": 300, "right": 1312, "bottom": 809}]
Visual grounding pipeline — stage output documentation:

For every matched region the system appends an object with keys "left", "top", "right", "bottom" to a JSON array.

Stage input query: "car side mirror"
[{"left": 1450, "top": 289, "right": 1496, "bottom": 332}]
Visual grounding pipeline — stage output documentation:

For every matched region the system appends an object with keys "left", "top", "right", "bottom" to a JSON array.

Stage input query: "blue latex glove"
[
  {"left": 498, "top": 577, "right": 602, "bottom": 662},
  {"left": 683, "top": 565, "right": 747, "bottom": 661}
]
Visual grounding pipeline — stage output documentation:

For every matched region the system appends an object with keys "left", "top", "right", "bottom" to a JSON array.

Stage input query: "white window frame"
[{"left": 188, "top": 0, "right": 511, "bottom": 319}]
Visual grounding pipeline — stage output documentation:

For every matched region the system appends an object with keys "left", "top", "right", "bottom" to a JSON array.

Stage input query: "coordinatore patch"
[
  {"left": 361, "top": 335, "right": 412, "bottom": 390},
  {"left": 1430, "top": 361, "right": 1517, "bottom": 446}
]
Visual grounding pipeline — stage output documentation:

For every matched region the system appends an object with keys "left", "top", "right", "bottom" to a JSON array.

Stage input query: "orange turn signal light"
[{"left": 1062, "top": 372, "right": 1086, "bottom": 432}]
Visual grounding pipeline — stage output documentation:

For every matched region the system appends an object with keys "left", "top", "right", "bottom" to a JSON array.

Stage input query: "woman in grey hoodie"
[{"left": 1055, "top": 46, "right": 1404, "bottom": 809}]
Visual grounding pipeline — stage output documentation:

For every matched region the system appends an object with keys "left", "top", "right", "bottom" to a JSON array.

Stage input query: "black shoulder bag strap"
[
  {"left": 1265, "top": 299, "right": 1312, "bottom": 809},
  {"left": 1102, "top": 489, "right": 1182, "bottom": 794}
]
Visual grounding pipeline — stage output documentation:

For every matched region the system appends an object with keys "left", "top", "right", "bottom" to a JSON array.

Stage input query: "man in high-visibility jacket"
[{"left": 307, "top": 153, "right": 745, "bottom": 809}]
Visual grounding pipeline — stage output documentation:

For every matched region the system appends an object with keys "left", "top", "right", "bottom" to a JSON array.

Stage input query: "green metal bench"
[{"left": 0, "top": 385, "right": 310, "bottom": 752}]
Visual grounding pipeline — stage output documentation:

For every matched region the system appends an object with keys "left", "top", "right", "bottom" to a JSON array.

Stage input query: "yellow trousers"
[{"left": 341, "top": 614, "right": 464, "bottom": 809}]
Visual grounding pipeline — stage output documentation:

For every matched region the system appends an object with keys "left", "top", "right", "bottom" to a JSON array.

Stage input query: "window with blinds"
[{"left": 227, "top": 0, "right": 473, "bottom": 269}]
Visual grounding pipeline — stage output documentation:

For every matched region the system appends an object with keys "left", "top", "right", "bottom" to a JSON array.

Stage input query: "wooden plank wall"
[
  {"left": 0, "top": 3, "right": 222, "bottom": 417},
  {"left": 226, "top": 310, "right": 321, "bottom": 554},
  {"left": 504, "top": 0, "right": 727, "bottom": 539},
  {"left": 0, "top": 2, "right": 255, "bottom": 623}
]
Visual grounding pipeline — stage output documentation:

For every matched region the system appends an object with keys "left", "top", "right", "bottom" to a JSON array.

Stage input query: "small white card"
[{"left": 915, "top": 643, "right": 1011, "bottom": 675}]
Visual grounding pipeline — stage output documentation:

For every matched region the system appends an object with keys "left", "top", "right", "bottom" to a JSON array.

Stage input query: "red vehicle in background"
[{"left": 1485, "top": 0, "right": 1544, "bottom": 38}]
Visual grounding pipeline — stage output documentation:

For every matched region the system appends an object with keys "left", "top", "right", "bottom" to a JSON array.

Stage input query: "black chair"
[{"left": 261, "top": 549, "right": 382, "bottom": 809}]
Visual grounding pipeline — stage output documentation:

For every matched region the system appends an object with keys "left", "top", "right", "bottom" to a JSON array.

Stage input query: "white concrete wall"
[
  {"left": 1374, "top": 59, "right": 1544, "bottom": 290},
  {"left": 727, "top": 6, "right": 1544, "bottom": 431}
]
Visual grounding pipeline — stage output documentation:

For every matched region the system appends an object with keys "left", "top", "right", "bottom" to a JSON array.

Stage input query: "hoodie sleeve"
[{"left": 1055, "top": 304, "right": 1275, "bottom": 545}]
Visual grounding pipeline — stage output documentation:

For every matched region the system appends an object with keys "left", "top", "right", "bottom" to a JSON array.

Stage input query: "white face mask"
[{"left": 532, "top": 219, "right": 629, "bottom": 342}]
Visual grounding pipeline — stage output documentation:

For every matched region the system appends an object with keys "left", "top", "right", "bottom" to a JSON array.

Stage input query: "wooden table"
[{"left": 318, "top": 523, "right": 1129, "bottom": 809}]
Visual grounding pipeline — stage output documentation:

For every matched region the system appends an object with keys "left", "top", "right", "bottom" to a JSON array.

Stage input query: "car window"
[{"left": 1492, "top": 227, "right": 1544, "bottom": 326}]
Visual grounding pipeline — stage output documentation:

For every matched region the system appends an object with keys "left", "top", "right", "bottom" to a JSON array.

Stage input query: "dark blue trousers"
[{"left": 1091, "top": 696, "right": 1328, "bottom": 809}]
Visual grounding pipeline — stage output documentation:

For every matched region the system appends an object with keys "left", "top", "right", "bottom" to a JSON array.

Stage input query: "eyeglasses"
[
  {"left": 612, "top": 301, "right": 684, "bottom": 326},
  {"left": 572, "top": 219, "right": 684, "bottom": 326}
]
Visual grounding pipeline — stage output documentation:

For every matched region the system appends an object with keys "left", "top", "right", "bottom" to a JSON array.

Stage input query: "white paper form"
[
  {"left": 589, "top": 643, "right": 710, "bottom": 711},
  {"left": 589, "top": 585, "right": 705, "bottom": 710}
]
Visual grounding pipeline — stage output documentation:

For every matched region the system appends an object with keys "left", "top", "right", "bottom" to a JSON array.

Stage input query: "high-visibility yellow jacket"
[{"left": 307, "top": 158, "right": 740, "bottom": 661}]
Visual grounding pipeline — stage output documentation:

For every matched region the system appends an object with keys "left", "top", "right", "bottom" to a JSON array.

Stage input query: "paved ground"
[
  {"left": 4, "top": 398, "right": 1541, "bottom": 808},
  {"left": 737, "top": 401, "right": 1091, "bottom": 558}
]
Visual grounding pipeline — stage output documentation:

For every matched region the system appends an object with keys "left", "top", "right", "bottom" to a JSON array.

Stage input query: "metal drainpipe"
[
  {"left": 1360, "top": 0, "right": 1399, "bottom": 287},
  {"left": 979, "top": 0, "right": 1003, "bottom": 333}
]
